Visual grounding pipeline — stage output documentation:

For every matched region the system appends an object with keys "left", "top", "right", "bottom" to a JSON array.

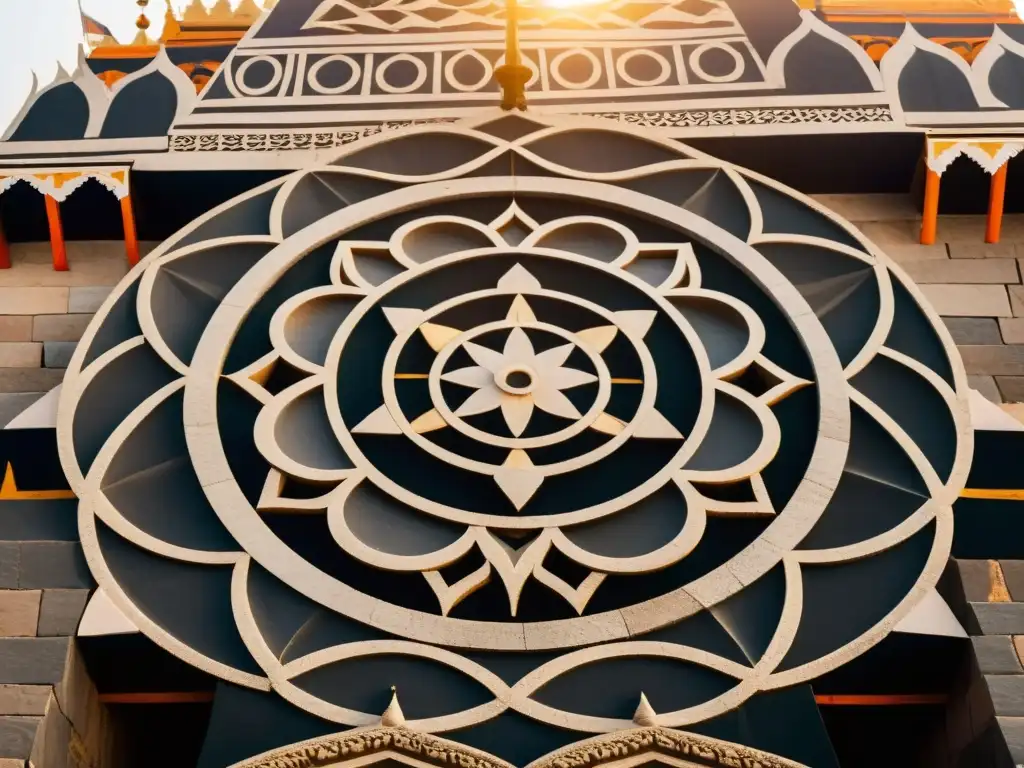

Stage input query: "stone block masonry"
[
  {"left": 812, "top": 198, "right": 1024, "bottom": 418},
  {"left": 0, "top": 491, "right": 117, "bottom": 768},
  {"left": 0, "top": 240, "right": 158, "bottom": 427}
]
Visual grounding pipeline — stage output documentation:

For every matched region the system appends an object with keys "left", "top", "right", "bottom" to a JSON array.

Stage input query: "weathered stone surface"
[
  {"left": 972, "top": 603, "right": 1024, "bottom": 635},
  {"left": 958, "top": 560, "right": 1003, "bottom": 603},
  {"left": 0, "top": 318, "right": 31, "bottom": 343},
  {"left": 36, "top": 591, "right": 89, "bottom": 638},
  {"left": 997, "top": 716, "right": 1024, "bottom": 762},
  {"left": 18, "top": 544, "right": 92, "bottom": 590},
  {"left": 0, "top": 289, "right": 67, "bottom": 317},
  {"left": 67, "top": 287, "right": 114, "bottom": 314},
  {"left": 1000, "top": 318, "right": 1024, "bottom": 345},
  {"left": 0, "top": 394, "right": 44, "bottom": 428},
  {"left": 0, "top": 638, "right": 69, "bottom": 684},
  {"left": 1000, "top": 561, "right": 1024, "bottom": 601},
  {"left": 0, "top": 686, "right": 49, "bottom": 716},
  {"left": 945, "top": 318, "right": 1003, "bottom": 345},
  {"left": 0, "top": 547, "right": 16, "bottom": 590},
  {"left": 987, "top": 675, "right": 1024, "bottom": 716},
  {"left": 950, "top": 243, "right": 1019, "bottom": 259},
  {"left": 962, "top": 346, "right": 1024, "bottom": 376},
  {"left": 969, "top": 375, "right": 1002, "bottom": 403},
  {"left": 879, "top": 244, "right": 949, "bottom": 263},
  {"left": 901, "top": 258, "right": 1019, "bottom": 284},
  {"left": 27, "top": 696, "right": 71, "bottom": 768},
  {"left": 0, "top": 592, "right": 40, "bottom": 638},
  {"left": 31, "top": 315, "right": 91, "bottom": 343},
  {"left": 0, "top": 369, "right": 64, "bottom": 394},
  {"left": 0, "top": 243, "right": 130, "bottom": 289},
  {"left": 0, "top": 715, "right": 40, "bottom": 759},
  {"left": 1009, "top": 286, "right": 1024, "bottom": 317},
  {"left": 42, "top": 342, "right": 75, "bottom": 370},
  {"left": 973, "top": 636, "right": 1024, "bottom": 674},
  {"left": 0, "top": 344, "right": 40, "bottom": 369},
  {"left": 1000, "top": 376, "right": 1024, "bottom": 402},
  {"left": 920, "top": 285, "right": 1011, "bottom": 317}
]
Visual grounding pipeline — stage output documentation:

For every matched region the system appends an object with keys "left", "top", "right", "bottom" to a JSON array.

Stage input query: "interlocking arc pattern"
[{"left": 58, "top": 111, "right": 971, "bottom": 736}]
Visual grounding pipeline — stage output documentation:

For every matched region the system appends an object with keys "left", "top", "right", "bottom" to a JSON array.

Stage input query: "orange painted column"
[
  {"left": 986, "top": 163, "right": 1009, "bottom": 244},
  {"left": 120, "top": 194, "right": 139, "bottom": 267},
  {"left": 920, "top": 169, "right": 941, "bottom": 245},
  {"left": 0, "top": 216, "right": 9, "bottom": 269},
  {"left": 44, "top": 195, "right": 68, "bottom": 271}
]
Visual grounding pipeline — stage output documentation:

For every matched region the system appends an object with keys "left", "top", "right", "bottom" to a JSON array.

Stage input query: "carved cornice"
[
  {"left": 526, "top": 727, "right": 808, "bottom": 768},
  {"left": 231, "top": 726, "right": 808, "bottom": 768},
  {"left": 230, "top": 726, "right": 517, "bottom": 768}
]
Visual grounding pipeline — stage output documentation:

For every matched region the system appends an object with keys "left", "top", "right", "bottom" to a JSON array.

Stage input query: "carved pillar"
[
  {"left": 44, "top": 195, "right": 68, "bottom": 271},
  {"left": 986, "top": 163, "right": 1008, "bottom": 244},
  {"left": 121, "top": 194, "right": 140, "bottom": 267},
  {"left": 920, "top": 169, "right": 941, "bottom": 245}
]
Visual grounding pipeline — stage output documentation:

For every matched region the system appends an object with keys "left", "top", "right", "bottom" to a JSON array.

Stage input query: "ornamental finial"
[
  {"left": 381, "top": 687, "right": 406, "bottom": 727},
  {"left": 632, "top": 693, "right": 657, "bottom": 727}
]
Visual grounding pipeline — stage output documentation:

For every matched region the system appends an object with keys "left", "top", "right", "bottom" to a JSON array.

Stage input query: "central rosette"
[{"left": 255, "top": 209, "right": 797, "bottom": 618}]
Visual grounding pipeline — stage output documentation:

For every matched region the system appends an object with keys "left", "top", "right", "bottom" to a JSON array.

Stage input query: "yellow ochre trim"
[
  {"left": 0, "top": 463, "right": 76, "bottom": 500},
  {"left": 960, "top": 488, "right": 1024, "bottom": 500}
]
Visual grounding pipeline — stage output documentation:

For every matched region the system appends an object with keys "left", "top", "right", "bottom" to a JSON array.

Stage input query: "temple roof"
[{"left": 3, "top": 0, "right": 1024, "bottom": 166}]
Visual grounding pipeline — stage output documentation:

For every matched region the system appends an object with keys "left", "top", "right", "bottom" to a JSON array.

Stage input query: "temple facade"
[{"left": 3, "top": 1, "right": 1024, "bottom": 767}]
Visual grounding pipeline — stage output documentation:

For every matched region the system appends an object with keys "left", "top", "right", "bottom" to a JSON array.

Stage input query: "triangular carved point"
[
  {"left": 634, "top": 408, "right": 683, "bottom": 440},
  {"left": 615, "top": 310, "right": 657, "bottom": 339},
  {"left": 497, "top": 264, "right": 542, "bottom": 292},
  {"left": 493, "top": 450, "right": 543, "bottom": 511},
  {"left": 383, "top": 307, "right": 425, "bottom": 335},
  {"left": 633, "top": 692, "right": 658, "bottom": 727},
  {"left": 420, "top": 323, "right": 462, "bottom": 352},
  {"left": 381, "top": 688, "right": 406, "bottom": 727},
  {"left": 352, "top": 404, "right": 402, "bottom": 435},
  {"left": 506, "top": 294, "right": 537, "bottom": 324}
]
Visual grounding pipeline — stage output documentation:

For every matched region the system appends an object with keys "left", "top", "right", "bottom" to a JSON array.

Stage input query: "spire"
[
  {"left": 632, "top": 692, "right": 657, "bottom": 727},
  {"left": 381, "top": 687, "right": 406, "bottom": 727},
  {"left": 182, "top": 0, "right": 209, "bottom": 23},
  {"left": 132, "top": 0, "right": 156, "bottom": 45},
  {"left": 161, "top": 0, "right": 182, "bottom": 41}
]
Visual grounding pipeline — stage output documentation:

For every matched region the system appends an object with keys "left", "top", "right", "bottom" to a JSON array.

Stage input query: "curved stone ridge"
[
  {"left": 229, "top": 726, "right": 808, "bottom": 768},
  {"left": 57, "top": 110, "right": 972, "bottom": 736}
]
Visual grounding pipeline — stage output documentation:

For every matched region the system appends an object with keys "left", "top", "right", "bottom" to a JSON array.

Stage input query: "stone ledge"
[
  {"left": 973, "top": 636, "right": 1024, "bottom": 674},
  {"left": 945, "top": 318, "right": 1002, "bottom": 345},
  {"left": 0, "top": 370, "right": 64, "bottom": 394},
  {"left": 960, "top": 346, "right": 1024, "bottom": 376},
  {"left": 0, "top": 290, "right": 66, "bottom": 317},
  {"left": 0, "top": 592, "right": 40, "bottom": 639},
  {"left": 36, "top": 591, "right": 89, "bottom": 638},
  {"left": 986, "top": 675, "right": 1024, "bottom": 717},
  {"left": 0, "top": 638, "right": 70, "bottom": 685},
  {"left": 901, "top": 258, "right": 1019, "bottom": 284},
  {"left": 31, "top": 315, "right": 92, "bottom": 343},
  {"left": 17, "top": 544, "right": 92, "bottom": 590},
  {"left": 970, "top": 603, "right": 1024, "bottom": 635},
  {"left": 920, "top": 285, "right": 1011, "bottom": 317},
  {"left": 0, "top": 687, "right": 49, "bottom": 717},
  {"left": 0, "top": 319, "right": 31, "bottom": 344},
  {"left": 0, "top": 345, "right": 41, "bottom": 370},
  {"left": 0, "top": 716, "right": 40, "bottom": 760}
]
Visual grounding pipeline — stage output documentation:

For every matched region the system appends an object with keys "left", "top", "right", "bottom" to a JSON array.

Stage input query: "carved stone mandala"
[{"left": 58, "top": 112, "right": 972, "bottom": 738}]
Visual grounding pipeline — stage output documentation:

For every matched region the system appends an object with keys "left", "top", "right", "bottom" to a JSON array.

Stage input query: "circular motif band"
[{"left": 57, "top": 112, "right": 971, "bottom": 734}]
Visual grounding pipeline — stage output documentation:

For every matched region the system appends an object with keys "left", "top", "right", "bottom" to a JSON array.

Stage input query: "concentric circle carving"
[{"left": 58, "top": 113, "right": 971, "bottom": 736}]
